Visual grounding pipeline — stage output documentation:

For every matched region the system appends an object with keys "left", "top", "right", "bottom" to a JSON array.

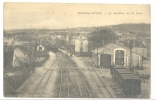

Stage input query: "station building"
[{"left": 74, "top": 35, "right": 89, "bottom": 56}]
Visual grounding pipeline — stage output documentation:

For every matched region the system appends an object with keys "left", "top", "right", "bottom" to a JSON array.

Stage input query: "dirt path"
[{"left": 17, "top": 51, "right": 58, "bottom": 97}]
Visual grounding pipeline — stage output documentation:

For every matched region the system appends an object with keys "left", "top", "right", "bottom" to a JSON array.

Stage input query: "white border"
[{"left": 0, "top": 0, "right": 155, "bottom": 99}]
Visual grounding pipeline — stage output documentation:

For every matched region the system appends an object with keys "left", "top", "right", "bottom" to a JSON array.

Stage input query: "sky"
[{"left": 3, "top": 3, "right": 150, "bottom": 30}]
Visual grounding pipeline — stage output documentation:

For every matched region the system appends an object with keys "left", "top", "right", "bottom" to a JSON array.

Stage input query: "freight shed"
[{"left": 91, "top": 43, "right": 148, "bottom": 68}]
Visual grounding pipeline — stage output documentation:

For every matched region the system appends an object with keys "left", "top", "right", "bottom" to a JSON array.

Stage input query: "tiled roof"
[
  {"left": 75, "top": 35, "right": 87, "bottom": 40},
  {"left": 92, "top": 43, "right": 148, "bottom": 59}
]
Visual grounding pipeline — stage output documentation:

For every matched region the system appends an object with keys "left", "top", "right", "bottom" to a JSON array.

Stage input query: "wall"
[
  {"left": 132, "top": 47, "right": 147, "bottom": 58},
  {"left": 13, "top": 48, "right": 29, "bottom": 67},
  {"left": 127, "top": 54, "right": 142, "bottom": 67},
  {"left": 83, "top": 40, "right": 88, "bottom": 52},
  {"left": 75, "top": 39, "right": 88, "bottom": 53},
  {"left": 92, "top": 44, "right": 143, "bottom": 68},
  {"left": 75, "top": 39, "right": 80, "bottom": 52}
]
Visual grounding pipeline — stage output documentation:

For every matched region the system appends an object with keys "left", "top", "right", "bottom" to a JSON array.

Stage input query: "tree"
[
  {"left": 88, "top": 29, "right": 118, "bottom": 46},
  {"left": 55, "top": 39, "right": 66, "bottom": 48},
  {"left": 88, "top": 28, "right": 118, "bottom": 67}
]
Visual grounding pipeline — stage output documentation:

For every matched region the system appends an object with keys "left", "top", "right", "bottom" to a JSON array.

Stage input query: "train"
[{"left": 111, "top": 65, "right": 141, "bottom": 96}]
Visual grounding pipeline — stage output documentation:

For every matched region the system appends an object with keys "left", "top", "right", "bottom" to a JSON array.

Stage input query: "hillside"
[
  {"left": 4, "top": 23, "right": 151, "bottom": 36},
  {"left": 103, "top": 23, "right": 150, "bottom": 35}
]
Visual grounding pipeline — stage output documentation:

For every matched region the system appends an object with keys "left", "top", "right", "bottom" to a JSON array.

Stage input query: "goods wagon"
[
  {"left": 111, "top": 65, "right": 141, "bottom": 95},
  {"left": 114, "top": 68, "right": 132, "bottom": 81},
  {"left": 119, "top": 74, "right": 141, "bottom": 95},
  {"left": 111, "top": 65, "right": 126, "bottom": 79}
]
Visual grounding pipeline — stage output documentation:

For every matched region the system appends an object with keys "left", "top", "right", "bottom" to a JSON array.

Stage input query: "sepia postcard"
[{"left": 3, "top": 3, "right": 151, "bottom": 98}]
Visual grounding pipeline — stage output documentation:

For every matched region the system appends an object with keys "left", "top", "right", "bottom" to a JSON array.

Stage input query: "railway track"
[
  {"left": 60, "top": 53, "right": 82, "bottom": 98},
  {"left": 84, "top": 58, "right": 114, "bottom": 98},
  {"left": 57, "top": 51, "right": 92, "bottom": 98},
  {"left": 32, "top": 59, "right": 57, "bottom": 97},
  {"left": 68, "top": 60, "right": 92, "bottom": 98},
  {"left": 57, "top": 52, "right": 81, "bottom": 98},
  {"left": 57, "top": 53, "right": 69, "bottom": 98}
]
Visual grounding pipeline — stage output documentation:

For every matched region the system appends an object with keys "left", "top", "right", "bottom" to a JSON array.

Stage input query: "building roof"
[
  {"left": 123, "top": 40, "right": 147, "bottom": 48},
  {"left": 92, "top": 43, "right": 148, "bottom": 59},
  {"left": 75, "top": 35, "right": 87, "bottom": 40},
  {"left": 15, "top": 46, "right": 29, "bottom": 55}
]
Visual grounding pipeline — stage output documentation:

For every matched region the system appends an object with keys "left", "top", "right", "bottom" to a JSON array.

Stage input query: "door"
[
  {"left": 100, "top": 54, "right": 111, "bottom": 68},
  {"left": 115, "top": 50, "right": 124, "bottom": 65},
  {"left": 80, "top": 41, "right": 83, "bottom": 53}
]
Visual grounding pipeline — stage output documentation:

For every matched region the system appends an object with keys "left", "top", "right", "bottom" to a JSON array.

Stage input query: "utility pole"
[
  {"left": 39, "top": 38, "right": 41, "bottom": 61},
  {"left": 97, "top": 27, "right": 98, "bottom": 68},
  {"left": 129, "top": 39, "right": 133, "bottom": 71}
]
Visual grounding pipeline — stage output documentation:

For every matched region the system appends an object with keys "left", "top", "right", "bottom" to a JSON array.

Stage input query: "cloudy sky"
[{"left": 4, "top": 3, "right": 150, "bottom": 30}]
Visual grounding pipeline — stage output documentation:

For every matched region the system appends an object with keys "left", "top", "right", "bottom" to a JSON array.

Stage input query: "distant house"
[
  {"left": 115, "top": 31, "right": 137, "bottom": 41},
  {"left": 37, "top": 44, "right": 45, "bottom": 51},
  {"left": 13, "top": 47, "right": 29, "bottom": 67},
  {"left": 4, "top": 37, "right": 14, "bottom": 45},
  {"left": 132, "top": 41, "right": 148, "bottom": 58},
  {"left": 35, "top": 40, "right": 50, "bottom": 57},
  {"left": 115, "top": 31, "right": 123, "bottom": 41},
  {"left": 123, "top": 40, "right": 148, "bottom": 58},
  {"left": 92, "top": 43, "right": 148, "bottom": 68},
  {"left": 65, "top": 35, "right": 69, "bottom": 43},
  {"left": 75, "top": 35, "right": 89, "bottom": 56},
  {"left": 55, "top": 35, "right": 62, "bottom": 39},
  {"left": 122, "top": 33, "right": 137, "bottom": 40},
  {"left": 78, "top": 32, "right": 90, "bottom": 37},
  {"left": 138, "top": 37, "right": 150, "bottom": 48},
  {"left": 13, "top": 40, "right": 22, "bottom": 45},
  {"left": 4, "top": 46, "right": 30, "bottom": 68},
  {"left": 50, "top": 34, "right": 56, "bottom": 39}
]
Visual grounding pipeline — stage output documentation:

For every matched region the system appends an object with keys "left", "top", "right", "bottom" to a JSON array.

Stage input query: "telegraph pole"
[
  {"left": 129, "top": 39, "right": 133, "bottom": 71},
  {"left": 97, "top": 27, "right": 98, "bottom": 68}
]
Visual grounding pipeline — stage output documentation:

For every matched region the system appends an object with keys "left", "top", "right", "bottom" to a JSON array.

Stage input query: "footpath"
[{"left": 17, "top": 51, "right": 56, "bottom": 97}]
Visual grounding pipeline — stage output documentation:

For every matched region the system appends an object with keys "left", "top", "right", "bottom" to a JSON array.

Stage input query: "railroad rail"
[
  {"left": 84, "top": 58, "right": 114, "bottom": 98},
  {"left": 57, "top": 53, "right": 69, "bottom": 98},
  {"left": 60, "top": 52, "right": 92, "bottom": 98},
  {"left": 32, "top": 58, "right": 57, "bottom": 97},
  {"left": 57, "top": 53, "right": 92, "bottom": 98},
  {"left": 57, "top": 52, "right": 81, "bottom": 98}
]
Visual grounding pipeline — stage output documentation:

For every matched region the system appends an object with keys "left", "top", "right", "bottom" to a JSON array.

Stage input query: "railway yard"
[
  {"left": 15, "top": 49, "right": 150, "bottom": 98},
  {"left": 3, "top": 4, "right": 151, "bottom": 98}
]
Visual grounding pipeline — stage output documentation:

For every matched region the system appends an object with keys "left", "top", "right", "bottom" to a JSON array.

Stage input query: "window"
[
  {"left": 81, "top": 42, "right": 83, "bottom": 45},
  {"left": 39, "top": 47, "right": 42, "bottom": 51}
]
